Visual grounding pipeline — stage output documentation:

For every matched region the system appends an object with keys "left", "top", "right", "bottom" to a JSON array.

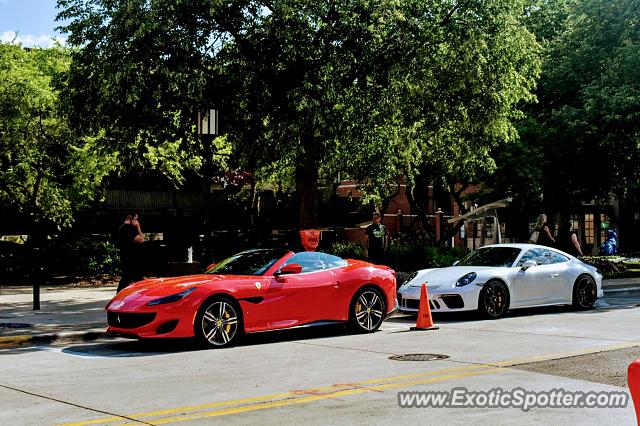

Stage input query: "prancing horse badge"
[{"left": 255, "top": 282, "right": 262, "bottom": 290}]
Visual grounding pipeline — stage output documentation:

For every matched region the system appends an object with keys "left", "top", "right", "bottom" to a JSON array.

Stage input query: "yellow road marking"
[
  {"left": 60, "top": 341, "right": 640, "bottom": 426},
  {"left": 59, "top": 364, "right": 491, "bottom": 426},
  {"left": 149, "top": 368, "right": 502, "bottom": 425}
]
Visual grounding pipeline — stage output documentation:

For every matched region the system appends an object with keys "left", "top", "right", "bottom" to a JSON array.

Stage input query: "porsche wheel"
[
  {"left": 349, "top": 287, "right": 386, "bottom": 333},
  {"left": 195, "top": 297, "right": 242, "bottom": 348},
  {"left": 572, "top": 275, "right": 597, "bottom": 310},
  {"left": 478, "top": 280, "right": 509, "bottom": 319}
]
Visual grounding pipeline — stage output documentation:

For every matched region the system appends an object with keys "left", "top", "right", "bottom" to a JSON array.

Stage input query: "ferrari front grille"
[{"left": 108, "top": 312, "right": 156, "bottom": 329}]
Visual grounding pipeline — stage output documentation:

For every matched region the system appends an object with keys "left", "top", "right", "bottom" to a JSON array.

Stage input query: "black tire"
[
  {"left": 572, "top": 274, "right": 597, "bottom": 310},
  {"left": 478, "top": 280, "right": 510, "bottom": 319},
  {"left": 194, "top": 296, "right": 243, "bottom": 348},
  {"left": 348, "top": 287, "right": 386, "bottom": 333}
]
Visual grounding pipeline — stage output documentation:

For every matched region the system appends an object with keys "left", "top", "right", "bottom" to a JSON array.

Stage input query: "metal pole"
[{"left": 32, "top": 247, "right": 40, "bottom": 310}]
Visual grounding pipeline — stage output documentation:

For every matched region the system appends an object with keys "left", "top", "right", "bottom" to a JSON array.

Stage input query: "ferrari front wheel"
[
  {"left": 349, "top": 287, "right": 386, "bottom": 333},
  {"left": 195, "top": 297, "right": 242, "bottom": 348}
]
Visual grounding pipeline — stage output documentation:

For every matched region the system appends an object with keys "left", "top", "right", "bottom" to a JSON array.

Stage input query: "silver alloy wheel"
[
  {"left": 576, "top": 276, "right": 597, "bottom": 308},
  {"left": 355, "top": 290, "right": 384, "bottom": 331},
  {"left": 201, "top": 301, "right": 238, "bottom": 346},
  {"left": 483, "top": 282, "right": 507, "bottom": 317}
]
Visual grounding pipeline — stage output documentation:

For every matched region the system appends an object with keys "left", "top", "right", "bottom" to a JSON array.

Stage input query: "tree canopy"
[
  {"left": 58, "top": 0, "right": 542, "bottom": 229},
  {"left": 0, "top": 43, "right": 116, "bottom": 235}
]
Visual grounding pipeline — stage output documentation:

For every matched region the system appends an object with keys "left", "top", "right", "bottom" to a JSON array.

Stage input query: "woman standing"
[{"left": 531, "top": 213, "right": 556, "bottom": 247}]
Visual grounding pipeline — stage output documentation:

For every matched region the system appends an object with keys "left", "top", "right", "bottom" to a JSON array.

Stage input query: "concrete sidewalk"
[
  {"left": 1, "top": 277, "right": 640, "bottom": 349},
  {"left": 0, "top": 284, "right": 116, "bottom": 348}
]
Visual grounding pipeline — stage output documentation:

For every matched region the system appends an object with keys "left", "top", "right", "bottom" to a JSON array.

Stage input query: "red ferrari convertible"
[{"left": 106, "top": 249, "right": 397, "bottom": 348}]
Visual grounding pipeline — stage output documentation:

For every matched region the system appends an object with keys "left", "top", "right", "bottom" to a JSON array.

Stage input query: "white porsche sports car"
[{"left": 397, "top": 243, "right": 604, "bottom": 318}]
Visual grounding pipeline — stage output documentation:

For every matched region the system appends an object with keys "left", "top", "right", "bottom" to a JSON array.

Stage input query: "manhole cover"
[
  {"left": 0, "top": 323, "right": 32, "bottom": 329},
  {"left": 389, "top": 353, "right": 450, "bottom": 361}
]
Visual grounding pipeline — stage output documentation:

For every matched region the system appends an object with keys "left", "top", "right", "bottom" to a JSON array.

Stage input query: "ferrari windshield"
[
  {"left": 456, "top": 246, "right": 522, "bottom": 267},
  {"left": 206, "top": 249, "right": 290, "bottom": 275}
]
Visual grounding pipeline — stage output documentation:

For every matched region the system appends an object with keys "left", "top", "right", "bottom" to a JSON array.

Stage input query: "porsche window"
[
  {"left": 517, "top": 248, "right": 552, "bottom": 266},
  {"left": 456, "top": 247, "right": 522, "bottom": 267},
  {"left": 283, "top": 252, "right": 328, "bottom": 273},
  {"left": 206, "top": 249, "right": 289, "bottom": 275},
  {"left": 549, "top": 251, "right": 570, "bottom": 264}
]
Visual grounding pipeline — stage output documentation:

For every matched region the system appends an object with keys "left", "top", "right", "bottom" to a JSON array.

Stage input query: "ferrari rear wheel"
[
  {"left": 349, "top": 287, "right": 386, "bottom": 333},
  {"left": 478, "top": 280, "right": 509, "bottom": 319},
  {"left": 195, "top": 297, "right": 242, "bottom": 348},
  {"left": 573, "top": 275, "right": 597, "bottom": 310}
]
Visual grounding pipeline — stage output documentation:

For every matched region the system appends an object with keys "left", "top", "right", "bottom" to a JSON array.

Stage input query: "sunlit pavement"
[{"left": 1, "top": 294, "right": 640, "bottom": 425}]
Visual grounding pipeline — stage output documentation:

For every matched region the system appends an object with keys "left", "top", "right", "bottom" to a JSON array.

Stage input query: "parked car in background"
[{"left": 397, "top": 244, "right": 603, "bottom": 318}]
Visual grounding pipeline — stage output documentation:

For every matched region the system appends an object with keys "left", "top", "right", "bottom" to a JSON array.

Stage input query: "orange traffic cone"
[
  {"left": 629, "top": 359, "right": 640, "bottom": 425},
  {"left": 410, "top": 283, "right": 439, "bottom": 331}
]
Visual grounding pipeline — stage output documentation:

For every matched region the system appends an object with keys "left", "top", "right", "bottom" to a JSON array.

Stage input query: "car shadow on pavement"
[{"left": 59, "top": 324, "right": 354, "bottom": 358}]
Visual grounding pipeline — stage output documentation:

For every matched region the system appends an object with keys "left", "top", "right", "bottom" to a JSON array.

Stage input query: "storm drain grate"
[{"left": 389, "top": 353, "right": 450, "bottom": 362}]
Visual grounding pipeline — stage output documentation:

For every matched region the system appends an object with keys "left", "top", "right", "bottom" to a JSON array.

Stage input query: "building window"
[
  {"left": 584, "top": 214, "right": 595, "bottom": 244},
  {"left": 485, "top": 222, "right": 494, "bottom": 238},
  {"left": 600, "top": 213, "right": 610, "bottom": 242},
  {"left": 569, "top": 215, "right": 580, "bottom": 233}
]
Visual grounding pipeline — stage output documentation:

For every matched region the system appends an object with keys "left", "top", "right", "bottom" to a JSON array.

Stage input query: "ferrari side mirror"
[{"left": 274, "top": 263, "right": 303, "bottom": 276}]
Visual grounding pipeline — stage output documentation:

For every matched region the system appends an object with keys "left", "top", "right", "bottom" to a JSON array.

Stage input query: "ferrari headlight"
[
  {"left": 455, "top": 272, "right": 477, "bottom": 287},
  {"left": 147, "top": 287, "right": 197, "bottom": 306}
]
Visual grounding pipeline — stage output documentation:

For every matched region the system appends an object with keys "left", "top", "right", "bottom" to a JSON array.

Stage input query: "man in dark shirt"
[
  {"left": 365, "top": 212, "right": 389, "bottom": 264},
  {"left": 117, "top": 213, "right": 144, "bottom": 293}
]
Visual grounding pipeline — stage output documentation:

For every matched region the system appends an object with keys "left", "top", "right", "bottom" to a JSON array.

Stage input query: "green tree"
[
  {"left": 523, "top": 0, "right": 640, "bottom": 211},
  {"left": 0, "top": 43, "right": 116, "bottom": 238},
  {"left": 59, "top": 0, "right": 541, "bottom": 230}
]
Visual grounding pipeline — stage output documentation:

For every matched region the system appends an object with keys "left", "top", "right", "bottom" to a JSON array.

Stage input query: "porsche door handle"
[{"left": 550, "top": 274, "right": 559, "bottom": 278}]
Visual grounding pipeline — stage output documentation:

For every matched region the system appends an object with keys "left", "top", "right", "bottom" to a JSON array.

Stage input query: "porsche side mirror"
[
  {"left": 452, "top": 260, "right": 459, "bottom": 266},
  {"left": 275, "top": 263, "right": 303, "bottom": 276},
  {"left": 521, "top": 260, "right": 537, "bottom": 270}
]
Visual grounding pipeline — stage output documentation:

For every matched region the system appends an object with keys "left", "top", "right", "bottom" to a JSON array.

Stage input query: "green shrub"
[
  {"left": 44, "top": 235, "right": 120, "bottom": 276},
  {"left": 386, "top": 244, "right": 465, "bottom": 273},
  {"left": 330, "top": 241, "right": 366, "bottom": 260}
]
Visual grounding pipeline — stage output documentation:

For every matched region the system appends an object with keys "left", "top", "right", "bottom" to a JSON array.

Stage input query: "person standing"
[
  {"left": 365, "top": 212, "right": 389, "bottom": 264},
  {"left": 557, "top": 220, "right": 584, "bottom": 257},
  {"left": 117, "top": 213, "right": 145, "bottom": 293},
  {"left": 531, "top": 213, "right": 556, "bottom": 247}
]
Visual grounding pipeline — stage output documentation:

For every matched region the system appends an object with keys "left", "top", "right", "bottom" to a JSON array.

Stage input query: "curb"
[
  {"left": 603, "top": 286, "right": 640, "bottom": 297},
  {"left": 0, "top": 329, "right": 111, "bottom": 349}
]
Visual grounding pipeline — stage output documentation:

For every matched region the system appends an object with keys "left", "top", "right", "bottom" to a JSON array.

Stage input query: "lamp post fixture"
[{"left": 197, "top": 109, "right": 219, "bottom": 136}]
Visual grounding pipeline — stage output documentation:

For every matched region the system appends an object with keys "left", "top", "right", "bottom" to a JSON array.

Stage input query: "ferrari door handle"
[{"left": 334, "top": 281, "right": 341, "bottom": 288}]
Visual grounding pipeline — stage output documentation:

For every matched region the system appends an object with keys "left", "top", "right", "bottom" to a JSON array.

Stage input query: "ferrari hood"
[
  {"left": 411, "top": 266, "right": 494, "bottom": 287},
  {"left": 117, "top": 274, "right": 250, "bottom": 300}
]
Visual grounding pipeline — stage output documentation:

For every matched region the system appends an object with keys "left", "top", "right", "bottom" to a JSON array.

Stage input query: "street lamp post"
[{"left": 197, "top": 109, "right": 219, "bottom": 263}]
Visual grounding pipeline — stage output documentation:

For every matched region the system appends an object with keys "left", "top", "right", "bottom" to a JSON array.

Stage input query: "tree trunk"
[
  {"left": 438, "top": 181, "right": 468, "bottom": 245},
  {"left": 296, "top": 133, "right": 320, "bottom": 229}
]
